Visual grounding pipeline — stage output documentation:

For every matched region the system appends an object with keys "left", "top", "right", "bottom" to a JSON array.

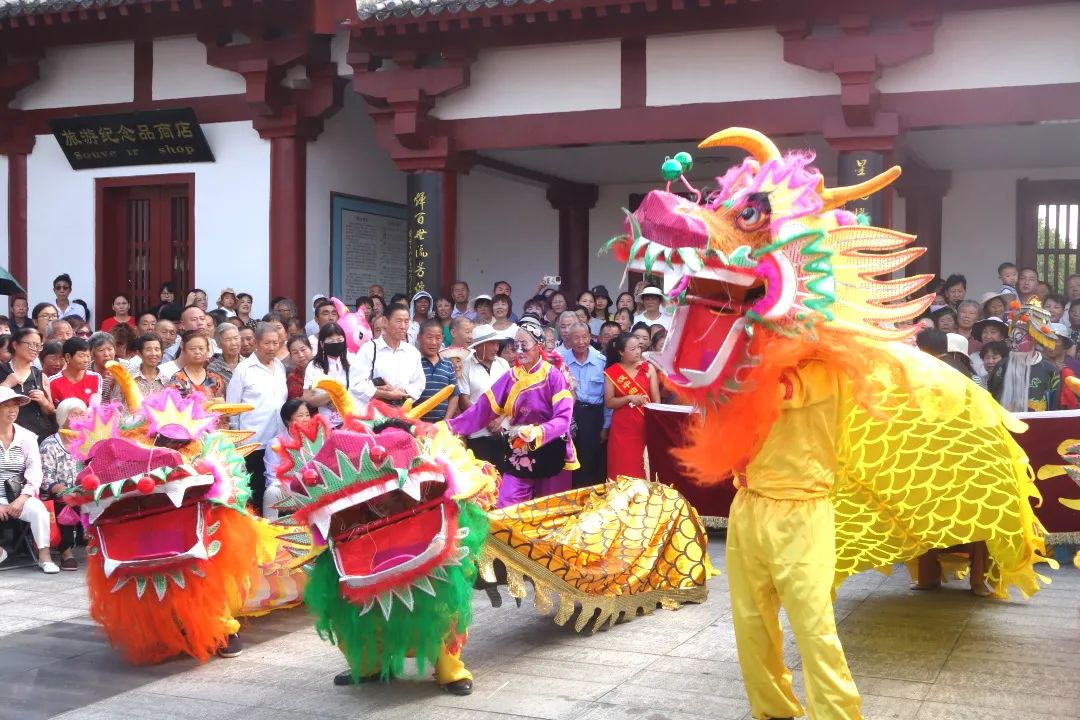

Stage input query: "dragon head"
[
  {"left": 607, "top": 127, "right": 934, "bottom": 395},
  {"left": 273, "top": 381, "right": 497, "bottom": 613}
]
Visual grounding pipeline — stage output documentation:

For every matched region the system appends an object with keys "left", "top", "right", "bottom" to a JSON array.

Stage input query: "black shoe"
[
  {"left": 441, "top": 678, "right": 473, "bottom": 696},
  {"left": 218, "top": 634, "right": 243, "bottom": 658},
  {"left": 333, "top": 669, "right": 384, "bottom": 686}
]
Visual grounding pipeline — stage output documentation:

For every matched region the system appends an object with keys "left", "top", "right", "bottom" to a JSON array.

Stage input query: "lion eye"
[{"left": 736, "top": 204, "right": 769, "bottom": 232}]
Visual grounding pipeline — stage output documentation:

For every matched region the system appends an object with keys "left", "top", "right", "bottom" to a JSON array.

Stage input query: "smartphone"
[{"left": 542, "top": 275, "right": 561, "bottom": 287}]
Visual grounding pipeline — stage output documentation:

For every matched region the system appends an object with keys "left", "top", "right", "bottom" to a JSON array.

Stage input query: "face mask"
[{"left": 324, "top": 341, "right": 346, "bottom": 358}]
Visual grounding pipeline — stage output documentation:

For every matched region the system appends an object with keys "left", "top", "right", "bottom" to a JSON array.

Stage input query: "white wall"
[
  {"left": 941, "top": 166, "right": 1080, "bottom": 299},
  {"left": 25, "top": 121, "right": 270, "bottom": 318},
  {"left": 879, "top": 4, "right": 1080, "bottom": 94},
  {"left": 433, "top": 41, "right": 622, "bottom": 120},
  {"left": 0, "top": 155, "right": 8, "bottom": 270},
  {"left": 13, "top": 42, "right": 134, "bottom": 109},
  {"left": 456, "top": 169, "right": 558, "bottom": 297},
  {"left": 647, "top": 28, "right": 838, "bottom": 106},
  {"left": 152, "top": 36, "right": 246, "bottom": 100},
  {"left": 305, "top": 92, "right": 406, "bottom": 301}
]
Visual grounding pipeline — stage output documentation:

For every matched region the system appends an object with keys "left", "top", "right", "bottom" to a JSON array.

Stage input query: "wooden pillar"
[
  {"left": 268, "top": 134, "right": 307, "bottom": 305},
  {"left": 406, "top": 170, "right": 456, "bottom": 298},
  {"left": 836, "top": 149, "right": 893, "bottom": 228},
  {"left": 897, "top": 160, "right": 951, "bottom": 279},
  {"left": 548, "top": 182, "right": 599, "bottom": 298},
  {"left": 6, "top": 152, "right": 28, "bottom": 292}
]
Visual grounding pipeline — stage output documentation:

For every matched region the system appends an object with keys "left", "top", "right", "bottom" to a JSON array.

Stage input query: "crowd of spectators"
[{"left": 3, "top": 259, "right": 1073, "bottom": 574}]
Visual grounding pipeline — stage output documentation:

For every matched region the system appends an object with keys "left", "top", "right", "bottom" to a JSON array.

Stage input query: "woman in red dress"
[{"left": 604, "top": 332, "right": 660, "bottom": 480}]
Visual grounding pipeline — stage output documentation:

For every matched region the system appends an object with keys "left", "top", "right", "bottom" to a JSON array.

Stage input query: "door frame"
[{"left": 94, "top": 173, "right": 195, "bottom": 323}]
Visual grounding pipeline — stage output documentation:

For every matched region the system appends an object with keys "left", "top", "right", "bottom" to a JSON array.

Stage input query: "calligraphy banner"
[
  {"left": 837, "top": 151, "right": 885, "bottom": 226},
  {"left": 407, "top": 173, "right": 443, "bottom": 300},
  {"left": 1013, "top": 409, "right": 1080, "bottom": 540},
  {"left": 330, "top": 193, "right": 408, "bottom": 303},
  {"left": 49, "top": 108, "right": 214, "bottom": 170}
]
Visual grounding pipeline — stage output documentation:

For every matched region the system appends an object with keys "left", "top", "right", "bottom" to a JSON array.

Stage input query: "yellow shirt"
[{"left": 743, "top": 361, "right": 839, "bottom": 500}]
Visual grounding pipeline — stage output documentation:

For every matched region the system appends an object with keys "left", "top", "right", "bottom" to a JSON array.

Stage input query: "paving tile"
[
  {"left": 598, "top": 683, "right": 748, "bottom": 719},
  {"left": 916, "top": 701, "right": 1061, "bottom": 719},
  {"left": 575, "top": 701, "right": 742, "bottom": 720}
]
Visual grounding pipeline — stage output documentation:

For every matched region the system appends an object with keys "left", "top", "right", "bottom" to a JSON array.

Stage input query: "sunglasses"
[{"left": 75, "top": 330, "right": 92, "bottom": 338}]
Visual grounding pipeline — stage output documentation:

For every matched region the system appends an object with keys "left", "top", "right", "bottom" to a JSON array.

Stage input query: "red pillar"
[
  {"left": 268, "top": 134, "right": 307, "bottom": 305},
  {"left": 548, "top": 182, "right": 599, "bottom": 298}
]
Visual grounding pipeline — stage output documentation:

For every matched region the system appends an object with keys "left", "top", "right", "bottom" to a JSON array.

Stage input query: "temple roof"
[
  {"left": 356, "top": 0, "right": 559, "bottom": 21},
  {"left": 0, "top": 0, "right": 160, "bottom": 18}
]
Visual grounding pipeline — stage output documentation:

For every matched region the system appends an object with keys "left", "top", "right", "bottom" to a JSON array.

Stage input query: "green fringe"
[{"left": 303, "top": 501, "right": 488, "bottom": 681}]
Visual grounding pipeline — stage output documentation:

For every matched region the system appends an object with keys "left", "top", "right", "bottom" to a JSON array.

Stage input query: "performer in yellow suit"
[
  {"left": 605, "top": 129, "right": 1053, "bottom": 720},
  {"left": 727, "top": 361, "right": 860, "bottom": 719}
]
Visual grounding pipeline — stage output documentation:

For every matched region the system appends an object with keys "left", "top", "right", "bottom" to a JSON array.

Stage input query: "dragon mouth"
[
  {"left": 628, "top": 245, "right": 792, "bottom": 388},
  {"left": 306, "top": 471, "right": 456, "bottom": 591},
  {"left": 95, "top": 494, "right": 211, "bottom": 578}
]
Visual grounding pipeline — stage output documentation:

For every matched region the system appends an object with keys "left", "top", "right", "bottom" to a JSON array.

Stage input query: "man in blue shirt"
[
  {"left": 559, "top": 322, "right": 607, "bottom": 488},
  {"left": 417, "top": 320, "right": 460, "bottom": 421}
]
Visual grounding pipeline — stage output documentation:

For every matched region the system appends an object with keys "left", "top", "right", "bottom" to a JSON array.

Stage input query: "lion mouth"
[
  {"left": 95, "top": 494, "right": 211, "bottom": 578},
  {"left": 302, "top": 471, "right": 457, "bottom": 592}
]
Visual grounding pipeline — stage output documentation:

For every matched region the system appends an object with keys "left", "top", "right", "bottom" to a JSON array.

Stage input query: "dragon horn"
[
  {"left": 698, "top": 127, "right": 781, "bottom": 164},
  {"left": 104, "top": 360, "right": 142, "bottom": 409},
  {"left": 821, "top": 166, "right": 903, "bottom": 211},
  {"left": 315, "top": 377, "right": 356, "bottom": 417},
  {"left": 405, "top": 384, "right": 454, "bottom": 420}
]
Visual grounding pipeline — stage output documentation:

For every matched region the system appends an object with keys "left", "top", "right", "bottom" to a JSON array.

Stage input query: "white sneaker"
[
  {"left": 0, "top": 547, "right": 7, "bottom": 565},
  {"left": 39, "top": 560, "right": 60, "bottom": 574}
]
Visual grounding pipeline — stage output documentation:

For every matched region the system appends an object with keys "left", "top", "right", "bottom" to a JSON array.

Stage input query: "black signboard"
[
  {"left": 837, "top": 150, "right": 885, "bottom": 226},
  {"left": 49, "top": 108, "right": 215, "bottom": 170},
  {"left": 406, "top": 173, "right": 443, "bottom": 300}
]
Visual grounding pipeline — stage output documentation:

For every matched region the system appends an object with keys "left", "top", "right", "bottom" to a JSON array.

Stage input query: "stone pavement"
[{"left": 2, "top": 539, "right": 1078, "bottom": 720}]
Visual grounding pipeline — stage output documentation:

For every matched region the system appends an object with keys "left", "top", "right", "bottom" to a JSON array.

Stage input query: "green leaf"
[
  {"left": 135, "top": 576, "right": 147, "bottom": 599},
  {"left": 152, "top": 574, "right": 168, "bottom": 601},
  {"left": 208, "top": 540, "right": 222, "bottom": 558}
]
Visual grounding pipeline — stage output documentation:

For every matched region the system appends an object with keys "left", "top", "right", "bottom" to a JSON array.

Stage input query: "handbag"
[
  {"left": 497, "top": 434, "right": 568, "bottom": 479},
  {"left": 3, "top": 475, "right": 26, "bottom": 503}
]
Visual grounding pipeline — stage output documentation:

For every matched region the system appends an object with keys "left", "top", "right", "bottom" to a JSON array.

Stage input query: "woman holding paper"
[{"left": 604, "top": 332, "right": 660, "bottom": 480}]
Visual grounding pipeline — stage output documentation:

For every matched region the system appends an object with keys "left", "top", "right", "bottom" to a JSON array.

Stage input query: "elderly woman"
[
  {"left": 446, "top": 315, "right": 578, "bottom": 507},
  {"left": 262, "top": 398, "right": 312, "bottom": 520},
  {"left": 209, "top": 323, "right": 243, "bottom": 387},
  {"left": 167, "top": 331, "right": 226, "bottom": 403},
  {"left": 88, "top": 332, "right": 118, "bottom": 402},
  {"left": 0, "top": 388, "right": 59, "bottom": 573},
  {"left": 39, "top": 398, "right": 87, "bottom": 570}
]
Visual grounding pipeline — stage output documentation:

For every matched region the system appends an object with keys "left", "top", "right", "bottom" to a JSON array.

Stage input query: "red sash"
[{"left": 605, "top": 364, "right": 649, "bottom": 415}]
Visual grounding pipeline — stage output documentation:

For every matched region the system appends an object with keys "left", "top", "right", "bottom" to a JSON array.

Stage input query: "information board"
[{"left": 330, "top": 193, "right": 408, "bottom": 304}]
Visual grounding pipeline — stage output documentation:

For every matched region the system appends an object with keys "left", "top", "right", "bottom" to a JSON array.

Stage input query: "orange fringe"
[
  {"left": 86, "top": 507, "right": 261, "bottom": 664},
  {"left": 674, "top": 327, "right": 908, "bottom": 485}
]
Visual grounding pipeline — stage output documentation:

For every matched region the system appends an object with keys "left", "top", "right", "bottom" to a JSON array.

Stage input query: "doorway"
[{"left": 95, "top": 174, "right": 194, "bottom": 320}]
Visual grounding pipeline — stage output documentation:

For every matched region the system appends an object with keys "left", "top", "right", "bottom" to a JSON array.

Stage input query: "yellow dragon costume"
[{"left": 606, "top": 128, "right": 1053, "bottom": 719}]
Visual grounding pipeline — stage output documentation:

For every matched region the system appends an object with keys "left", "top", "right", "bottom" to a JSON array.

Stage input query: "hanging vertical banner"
[
  {"left": 407, "top": 173, "right": 443, "bottom": 300},
  {"left": 837, "top": 151, "right": 885, "bottom": 226}
]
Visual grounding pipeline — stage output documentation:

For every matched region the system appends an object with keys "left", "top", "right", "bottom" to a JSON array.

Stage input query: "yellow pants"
[{"left": 726, "top": 490, "right": 862, "bottom": 720}]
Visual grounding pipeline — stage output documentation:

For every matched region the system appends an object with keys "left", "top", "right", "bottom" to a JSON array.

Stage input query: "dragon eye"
[{"left": 736, "top": 205, "right": 768, "bottom": 232}]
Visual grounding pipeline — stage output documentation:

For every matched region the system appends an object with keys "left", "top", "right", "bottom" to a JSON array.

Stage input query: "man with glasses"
[{"left": 52, "top": 274, "right": 85, "bottom": 321}]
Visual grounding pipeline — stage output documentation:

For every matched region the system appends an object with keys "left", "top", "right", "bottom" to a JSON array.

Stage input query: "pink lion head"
[{"left": 330, "top": 298, "right": 373, "bottom": 354}]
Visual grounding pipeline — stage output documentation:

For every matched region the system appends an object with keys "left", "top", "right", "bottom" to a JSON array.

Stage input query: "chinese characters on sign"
[
  {"left": 406, "top": 174, "right": 443, "bottom": 299},
  {"left": 837, "top": 151, "right": 885, "bottom": 226},
  {"left": 49, "top": 108, "right": 214, "bottom": 170}
]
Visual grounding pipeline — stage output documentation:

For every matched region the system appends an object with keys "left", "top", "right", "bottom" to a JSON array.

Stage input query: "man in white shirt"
[
  {"left": 226, "top": 322, "right": 287, "bottom": 517},
  {"left": 349, "top": 304, "right": 425, "bottom": 405},
  {"left": 457, "top": 325, "right": 511, "bottom": 465},
  {"left": 634, "top": 286, "right": 672, "bottom": 331},
  {"left": 450, "top": 281, "right": 473, "bottom": 319},
  {"left": 167, "top": 305, "right": 219, "bottom": 360}
]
